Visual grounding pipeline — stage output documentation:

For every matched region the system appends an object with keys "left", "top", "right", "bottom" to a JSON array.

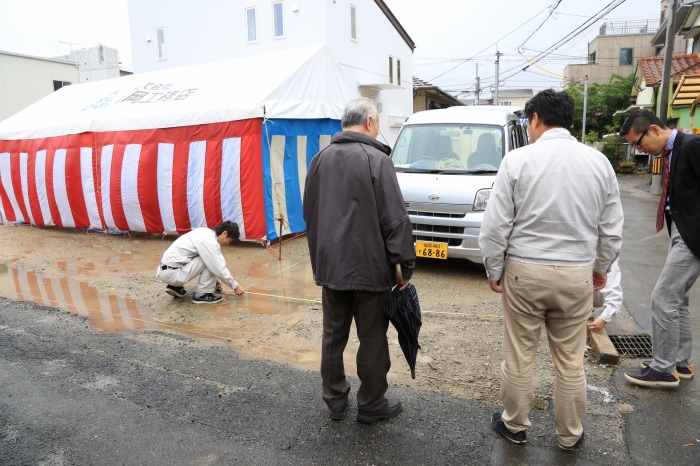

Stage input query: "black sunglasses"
[{"left": 633, "top": 127, "right": 649, "bottom": 149}]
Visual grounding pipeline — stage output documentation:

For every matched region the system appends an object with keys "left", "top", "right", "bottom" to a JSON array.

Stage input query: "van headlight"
[{"left": 473, "top": 188, "right": 491, "bottom": 211}]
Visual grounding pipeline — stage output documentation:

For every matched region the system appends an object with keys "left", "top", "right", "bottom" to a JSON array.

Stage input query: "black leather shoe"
[
  {"left": 329, "top": 404, "right": 347, "bottom": 421},
  {"left": 357, "top": 399, "right": 402, "bottom": 424}
]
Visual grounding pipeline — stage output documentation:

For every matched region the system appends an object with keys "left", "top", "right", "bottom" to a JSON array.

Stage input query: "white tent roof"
[{"left": 0, "top": 44, "right": 359, "bottom": 140}]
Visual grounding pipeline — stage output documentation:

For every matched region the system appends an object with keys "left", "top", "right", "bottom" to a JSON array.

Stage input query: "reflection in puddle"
[
  {"left": 0, "top": 256, "right": 338, "bottom": 374},
  {"left": 0, "top": 263, "right": 160, "bottom": 331}
]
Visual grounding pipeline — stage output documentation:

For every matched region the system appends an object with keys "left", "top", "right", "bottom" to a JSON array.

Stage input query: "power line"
[
  {"left": 518, "top": 0, "right": 564, "bottom": 50},
  {"left": 499, "top": 0, "right": 628, "bottom": 84},
  {"left": 426, "top": 4, "right": 552, "bottom": 82}
]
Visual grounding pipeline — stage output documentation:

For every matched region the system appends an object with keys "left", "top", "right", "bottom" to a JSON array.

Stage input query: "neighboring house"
[
  {"left": 616, "top": 54, "right": 700, "bottom": 131},
  {"left": 652, "top": 0, "right": 700, "bottom": 54},
  {"left": 0, "top": 46, "right": 131, "bottom": 123},
  {"left": 0, "top": 51, "right": 79, "bottom": 122},
  {"left": 493, "top": 88, "right": 533, "bottom": 108},
  {"left": 412, "top": 77, "right": 463, "bottom": 113},
  {"left": 53, "top": 45, "right": 130, "bottom": 83},
  {"left": 126, "top": 0, "right": 415, "bottom": 145}
]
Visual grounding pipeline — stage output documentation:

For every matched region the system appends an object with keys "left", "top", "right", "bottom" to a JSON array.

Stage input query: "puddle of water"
[
  {"left": 0, "top": 261, "right": 317, "bottom": 330},
  {"left": 0, "top": 233, "right": 336, "bottom": 374},
  {"left": 0, "top": 259, "right": 330, "bottom": 368},
  {"left": 0, "top": 263, "right": 161, "bottom": 332}
]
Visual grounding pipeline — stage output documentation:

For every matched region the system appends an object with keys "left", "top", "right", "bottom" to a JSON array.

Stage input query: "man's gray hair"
[{"left": 341, "top": 97, "right": 377, "bottom": 129}]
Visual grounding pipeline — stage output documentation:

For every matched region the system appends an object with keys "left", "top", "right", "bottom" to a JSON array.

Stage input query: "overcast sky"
[{"left": 0, "top": 0, "right": 664, "bottom": 97}]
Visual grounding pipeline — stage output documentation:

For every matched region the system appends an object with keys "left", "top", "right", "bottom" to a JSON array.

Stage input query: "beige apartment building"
[{"left": 563, "top": 20, "right": 675, "bottom": 86}]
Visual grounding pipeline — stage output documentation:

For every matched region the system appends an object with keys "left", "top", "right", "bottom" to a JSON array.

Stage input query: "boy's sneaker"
[
  {"left": 491, "top": 412, "right": 526, "bottom": 444},
  {"left": 640, "top": 361, "right": 694, "bottom": 380},
  {"left": 625, "top": 366, "right": 680, "bottom": 387},
  {"left": 558, "top": 431, "right": 585, "bottom": 451},
  {"left": 192, "top": 293, "right": 224, "bottom": 305},
  {"left": 165, "top": 285, "right": 187, "bottom": 298}
]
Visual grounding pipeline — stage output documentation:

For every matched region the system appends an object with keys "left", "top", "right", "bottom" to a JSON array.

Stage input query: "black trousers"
[{"left": 321, "top": 287, "right": 390, "bottom": 412}]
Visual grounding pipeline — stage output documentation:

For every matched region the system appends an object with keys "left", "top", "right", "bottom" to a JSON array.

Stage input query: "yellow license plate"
[{"left": 416, "top": 241, "right": 448, "bottom": 259}]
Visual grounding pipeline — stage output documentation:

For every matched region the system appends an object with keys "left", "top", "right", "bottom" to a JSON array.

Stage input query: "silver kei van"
[{"left": 390, "top": 106, "right": 528, "bottom": 264}]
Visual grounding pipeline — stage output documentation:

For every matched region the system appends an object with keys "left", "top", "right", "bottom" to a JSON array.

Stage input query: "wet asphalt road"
[
  {"left": 0, "top": 298, "right": 625, "bottom": 465},
  {"left": 1, "top": 174, "right": 699, "bottom": 465},
  {"left": 611, "top": 176, "right": 700, "bottom": 466}
]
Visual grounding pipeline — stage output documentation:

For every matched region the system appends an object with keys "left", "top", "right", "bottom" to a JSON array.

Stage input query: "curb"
[{"left": 588, "top": 326, "right": 620, "bottom": 365}]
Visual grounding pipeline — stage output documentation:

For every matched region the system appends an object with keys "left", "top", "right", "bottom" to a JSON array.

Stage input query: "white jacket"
[
  {"left": 479, "top": 128, "right": 623, "bottom": 281},
  {"left": 160, "top": 228, "right": 239, "bottom": 289}
]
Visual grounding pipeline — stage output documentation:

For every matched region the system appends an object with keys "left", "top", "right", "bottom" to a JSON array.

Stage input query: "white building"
[
  {"left": 54, "top": 45, "right": 129, "bottom": 83},
  {"left": 127, "top": 0, "right": 415, "bottom": 145}
]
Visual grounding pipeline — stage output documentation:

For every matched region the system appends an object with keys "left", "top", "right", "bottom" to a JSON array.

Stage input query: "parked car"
[{"left": 390, "top": 106, "right": 528, "bottom": 264}]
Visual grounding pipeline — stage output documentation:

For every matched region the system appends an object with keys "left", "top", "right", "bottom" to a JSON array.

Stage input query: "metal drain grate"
[{"left": 609, "top": 334, "right": 653, "bottom": 358}]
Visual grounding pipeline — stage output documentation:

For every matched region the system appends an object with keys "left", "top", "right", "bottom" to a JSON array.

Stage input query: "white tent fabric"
[{"left": 0, "top": 44, "right": 358, "bottom": 140}]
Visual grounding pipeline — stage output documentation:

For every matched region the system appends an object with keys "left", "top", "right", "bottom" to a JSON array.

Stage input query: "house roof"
[
  {"left": 0, "top": 49, "right": 77, "bottom": 66},
  {"left": 413, "top": 77, "right": 435, "bottom": 88},
  {"left": 638, "top": 54, "right": 700, "bottom": 87},
  {"left": 412, "top": 77, "right": 463, "bottom": 106},
  {"left": 374, "top": 0, "right": 415, "bottom": 52}
]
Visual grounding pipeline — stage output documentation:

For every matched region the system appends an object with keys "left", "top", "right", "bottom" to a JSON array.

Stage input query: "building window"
[
  {"left": 246, "top": 7, "right": 257, "bottom": 42},
  {"left": 53, "top": 80, "right": 71, "bottom": 91},
  {"left": 389, "top": 56, "right": 393, "bottom": 84},
  {"left": 156, "top": 28, "right": 167, "bottom": 60},
  {"left": 397, "top": 58, "right": 401, "bottom": 85},
  {"left": 655, "top": 46, "right": 663, "bottom": 56},
  {"left": 589, "top": 51, "right": 596, "bottom": 64},
  {"left": 350, "top": 4, "right": 357, "bottom": 41},
  {"left": 620, "top": 48, "right": 633, "bottom": 65},
  {"left": 501, "top": 101, "right": 512, "bottom": 106},
  {"left": 273, "top": 1, "right": 284, "bottom": 38}
]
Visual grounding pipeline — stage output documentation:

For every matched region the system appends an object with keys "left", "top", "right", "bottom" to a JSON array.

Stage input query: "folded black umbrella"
[{"left": 385, "top": 283, "right": 422, "bottom": 379}]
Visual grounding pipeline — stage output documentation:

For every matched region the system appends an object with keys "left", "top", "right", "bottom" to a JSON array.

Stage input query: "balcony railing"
[{"left": 599, "top": 19, "right": 660, "bottom": 36}]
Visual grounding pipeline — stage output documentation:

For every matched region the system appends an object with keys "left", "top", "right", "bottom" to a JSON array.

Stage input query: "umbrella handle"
[{"left": 395, "top": 264, "right": 404, "bottom": 283}]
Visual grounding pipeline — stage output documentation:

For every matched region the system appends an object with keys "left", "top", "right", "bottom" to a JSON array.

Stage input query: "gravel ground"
[{"left": 0, "top": 224, "right": 618, "bottom": 404}]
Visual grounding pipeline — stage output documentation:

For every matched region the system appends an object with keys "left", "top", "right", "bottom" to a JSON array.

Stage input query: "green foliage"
[
  {"left": 565, "top": 74, "right": 635, "bottom": 140},
  {"left": 584, "top": 130, "right": 598, "bottom": 145},
  {"left": 601, "top": 139, "right": 628, "bottom": 171}
]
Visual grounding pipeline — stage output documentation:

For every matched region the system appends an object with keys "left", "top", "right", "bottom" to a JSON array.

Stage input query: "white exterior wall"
[
  {"left": 127, "top": 0, "right": 327, "bottom": 70},
  {"left": 326, "top": 1, "right": 412, "bottom": 145},
  {"left": 56, "top": 46, "right": 122, "bottom": 83},
  {"left": 127, "top": 0, "right": 413, "bottom": 145},
  {"left": 0, "top": 53, "right": 79, "bottom": 122}
]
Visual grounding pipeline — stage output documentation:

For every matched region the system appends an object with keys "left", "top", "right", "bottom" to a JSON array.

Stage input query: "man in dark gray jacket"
[{"left": 303, "top": 97, "right": 415, "bottom": 424}]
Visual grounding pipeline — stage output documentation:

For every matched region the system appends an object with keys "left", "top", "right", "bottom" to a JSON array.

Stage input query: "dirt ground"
[{"left": 0, "top": 223, "right": 617, "bottom": 408}]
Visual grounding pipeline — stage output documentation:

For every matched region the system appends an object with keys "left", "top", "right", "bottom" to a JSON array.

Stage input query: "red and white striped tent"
[{"left": 0, "top": 44, "right": 359, "bottom": 241}]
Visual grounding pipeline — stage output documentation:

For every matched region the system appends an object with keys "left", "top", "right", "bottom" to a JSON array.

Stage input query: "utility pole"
[
  {"left": 658, "top": 0, "right": 677, "bottom": 124},
  {"left": 494, "top": 51, "right": 502, "bottom": 105},
  {"left": 475, "top": 64, "right": 480, "bottom": 105},
  {"left": 582, "top": 75, "right": 589, "bottom": 143}
]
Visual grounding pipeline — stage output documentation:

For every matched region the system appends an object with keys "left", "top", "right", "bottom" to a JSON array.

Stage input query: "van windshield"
[{"left": 391, "top": 124, "right": 504, "bottom": 173}]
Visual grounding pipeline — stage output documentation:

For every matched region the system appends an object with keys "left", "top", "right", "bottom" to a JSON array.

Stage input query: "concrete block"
[{"left": 588, "top": 327, "right": 620, "bottom": 365}]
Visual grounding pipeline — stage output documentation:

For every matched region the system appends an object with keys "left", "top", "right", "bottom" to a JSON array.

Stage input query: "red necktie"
[{"left": 656, "top": 149, "right": 671, "bottom": 232}]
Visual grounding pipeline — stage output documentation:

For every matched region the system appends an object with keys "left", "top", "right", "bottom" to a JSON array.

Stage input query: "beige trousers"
[{"left": 500, "top": 260, "right": 592, "bottom": 446}]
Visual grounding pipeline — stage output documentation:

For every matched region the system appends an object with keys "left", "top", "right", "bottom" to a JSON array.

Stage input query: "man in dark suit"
[{"left": 620, "top": 110, "right": 700, "bottom": 387}]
